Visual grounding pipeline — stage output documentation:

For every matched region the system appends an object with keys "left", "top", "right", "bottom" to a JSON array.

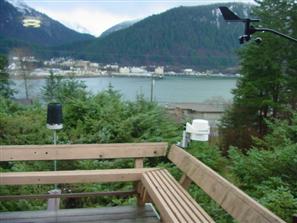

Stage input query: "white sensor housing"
[
  {"left": 186, "top": 119, "right": 210, "bottom": 141},
  {"left": 46, "top": 124, "right": 63, "bottom": 130}
]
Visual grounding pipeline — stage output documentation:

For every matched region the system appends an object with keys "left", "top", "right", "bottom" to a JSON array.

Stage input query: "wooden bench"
[{"left": 141, "top": 169, "right": 214, "bottom": 223}]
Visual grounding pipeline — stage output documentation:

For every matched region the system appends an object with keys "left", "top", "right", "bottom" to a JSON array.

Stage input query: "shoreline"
[{"left": 10, "top": 73, "right": 239, "bottom": 80}]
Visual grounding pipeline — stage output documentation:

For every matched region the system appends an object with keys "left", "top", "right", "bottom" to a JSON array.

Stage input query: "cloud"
[
  {"left": 35, "top": 6, "right": 136, "bottom": 36},
  {"left": 26, "top": 0, "right": 255, "bottom": 36}
]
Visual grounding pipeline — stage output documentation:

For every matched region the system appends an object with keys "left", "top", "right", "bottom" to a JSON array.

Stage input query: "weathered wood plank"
[
  {"left": 134, "top": 158, "right": 144, "bottom": 168},
  {"left": 136, "top": 182, "right": 151, "bottom": 207},
  {"left": 0, "top": 143, "right": 168, "bottom": 161},
  {"left": 142, "top": 172, "right": 178, "bottom": 223},
  {"left": 179, "top": 174, "right": 192, "bottom": 189},
  {"left": 134, "top": 158, "right": 144, "bottom": 206},
  {"left": 142, "top": 169, "right": 214, "bottom": 223},
  {"left": 150, "top": 171, "right": 194, "bottom": 222},
  {"left": 0, "top": 168, "right": 158, "bottom": 185},
  {"left": 158, "top": 169, "right": 214, "bottom": 223},
  {"left": 0, "top": 205, "right": 160, "bottom": 223},
  {"left": 168, "top": 145, "right": 286, "bottom": 223},
  {"left": 148, "top": 171, "right": 186, "bottom": 222}
]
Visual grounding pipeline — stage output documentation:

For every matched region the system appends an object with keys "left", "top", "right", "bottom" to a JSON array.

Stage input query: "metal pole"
[
  {"left": 150, "top": 75, "right": 154, "bottom": 102},
  {"left": 153, "top": 78, "right": 155, "bottom": 101},
  {"left": 53, "top": 130, "right": 57, "bottom": 189},
  {"left": 255, "top": 28, "right": 297, "bottom": 43}
]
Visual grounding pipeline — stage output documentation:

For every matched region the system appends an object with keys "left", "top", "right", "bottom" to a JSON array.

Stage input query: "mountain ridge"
[
  {"left": 100, "top": 19, "right": 140, "bottom": 38},
  {"left": 71, "top": 3, "right": 252, "bottom": 70},
  {"left": 0, "top": 2, "right": 253, "bottom": 71},
  {"left": 0, "top": 0, "right": 94, "bottom": 48}
]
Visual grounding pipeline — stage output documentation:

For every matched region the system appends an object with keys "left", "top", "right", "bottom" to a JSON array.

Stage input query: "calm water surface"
[{"left": 12, "top": 76, "right": 238, "bottom": 103}]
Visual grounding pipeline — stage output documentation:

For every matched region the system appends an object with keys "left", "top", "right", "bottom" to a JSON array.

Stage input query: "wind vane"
[{"left": 219, "top": 6, "right": 297, "bottom": 44}]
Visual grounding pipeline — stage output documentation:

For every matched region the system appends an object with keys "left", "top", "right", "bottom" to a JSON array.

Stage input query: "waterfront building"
[
  {"left": 154, "top": 66, "right": 164, "bottom": 75},
  {"left": 119, "top": 67, "right": 130, "bottom": 74}
]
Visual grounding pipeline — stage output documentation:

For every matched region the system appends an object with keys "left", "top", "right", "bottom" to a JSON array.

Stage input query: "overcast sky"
[{"left": 23, "top": 0, "right": 254, "bottom": 37}]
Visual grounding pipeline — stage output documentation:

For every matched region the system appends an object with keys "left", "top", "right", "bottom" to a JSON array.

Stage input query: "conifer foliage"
[{"left": 219, "top": 0, "right": 297, "bottom": 151}]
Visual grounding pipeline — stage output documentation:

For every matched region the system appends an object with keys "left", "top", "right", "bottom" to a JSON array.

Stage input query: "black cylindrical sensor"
[{"left": 47, "top": 103, "right": 63, "bottom": 130}]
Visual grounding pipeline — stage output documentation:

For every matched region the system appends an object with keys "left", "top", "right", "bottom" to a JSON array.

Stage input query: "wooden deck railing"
[
  {"left": 1, "top": 142, "right": 168, "bottom": 161},
  {"left": 168, "top": 145, "right": 286, "bottom": 223},
  {"left": 0, "top": 142, "right": 167, "bottom": 207},
  {"left": 0, "top": 143, "right": 286, "bottom": 223}
]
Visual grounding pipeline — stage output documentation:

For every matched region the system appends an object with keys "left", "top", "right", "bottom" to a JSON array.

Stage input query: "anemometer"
[{"left": 219, "top": 6, "right": 297, "bottom": 44}]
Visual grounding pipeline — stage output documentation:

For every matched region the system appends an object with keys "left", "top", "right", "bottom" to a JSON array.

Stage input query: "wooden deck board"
[
  {"left": 1, "top": 168, "right": 158, "bottom": 185},
  {"left": 141, "top": 169, "right": 214, "bottom": 223},
  {"left": 0, "top": 205, "right": 160, "bottom": 223}
]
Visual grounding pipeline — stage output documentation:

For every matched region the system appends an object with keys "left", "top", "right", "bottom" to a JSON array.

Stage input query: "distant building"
[
  {"left": 119, "top": 67, "right": 130, "bottom": 74},
  {"left": 165, "top": 102, "right": 228, "bottom": 129},
  {"left": 131, "top": 67, "right": 146, "bottom": 73},
  {"left": 76, "top": 60, "right": 89, "bottom": 71},
  {"left": 155, "top": 66, "right": 164, "bottom": 75},
  {"left": 90, "top": 63, "right": 98, "bottom": 67},
  {"left": 61, "top": 60, "right": 75, "bottom": 67},
  {"left": 110, "top": 64, "right": 119, "bottom": 70},
  {"left": 31, "top": 68, "right": 49, "bottom": 76},
  {"left": 89, "top": 63, "right": 100, "bottom": 72},
  {"left": 8, "top": 63, "right": 17, "bottom": 70},
  {"left": 22, "top": 56, "right": 38, "bottom": 62},
  {"left": 104, "top": 64, "right": 119, "bottom": 71},
  {"left": 184, "top": 68, "right": 193, "bottom": 74}
]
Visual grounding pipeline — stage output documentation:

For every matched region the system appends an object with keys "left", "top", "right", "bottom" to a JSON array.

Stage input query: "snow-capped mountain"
[
  {"left": 63, "top": 22, "right": 92, "bottom": 35},
  {"left": 4, "top": 0, "right": 32, "bottom": 13},
  {"left": 100, "top": 19, "right": 140, "bottom": 38},
  {"left": 0, "top": 0, "right": 94, "bottom": 48}
]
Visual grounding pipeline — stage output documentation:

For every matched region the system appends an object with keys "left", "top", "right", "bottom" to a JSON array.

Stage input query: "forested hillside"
[
  {"left": 71, "top": 3, "right": 251, "bottom": 69},
  {"left": 1, "top": 1, "right": 252, "bottom": 70}
]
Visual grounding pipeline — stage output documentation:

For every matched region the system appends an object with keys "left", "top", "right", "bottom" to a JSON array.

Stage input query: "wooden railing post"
[
  {"left": 179, "top": 174, "right": 192, "bottom": 189},
  {"left": 134, "top": 158, "right": 144, "bottom": 168},
  {"left": 135, "top": 158, "right": 144, "bottom": 206},
  {"left": 47, "top": 189, "right": 61, "bottom": 211}
]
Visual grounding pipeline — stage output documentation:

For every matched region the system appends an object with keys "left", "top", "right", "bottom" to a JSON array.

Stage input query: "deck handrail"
[
  {"left": 0, "top": 168, "right": 159, "bottom": 185},
  {"left": 0, "top": 142, "right": 168, "bottom": 161},
  {"left": 168, "top": 145, "right": 286, "bottom": 223},
  {"left": 0, "top": 143, "right": 286, "bottom": 223}
]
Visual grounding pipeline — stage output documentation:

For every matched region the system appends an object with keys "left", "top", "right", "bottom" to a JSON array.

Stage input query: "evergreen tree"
[
  {"left": 42, "top": 73, "right": 86, "bottom": 103},
  {"left": 41, "top": 70, "right": 62, "bottom": 102},
  {"left": 0, "top": 55, "right": 15, "bottom": 98},
  {"left": 219, "top": 0, "right": 297, "bottom": 151}
]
